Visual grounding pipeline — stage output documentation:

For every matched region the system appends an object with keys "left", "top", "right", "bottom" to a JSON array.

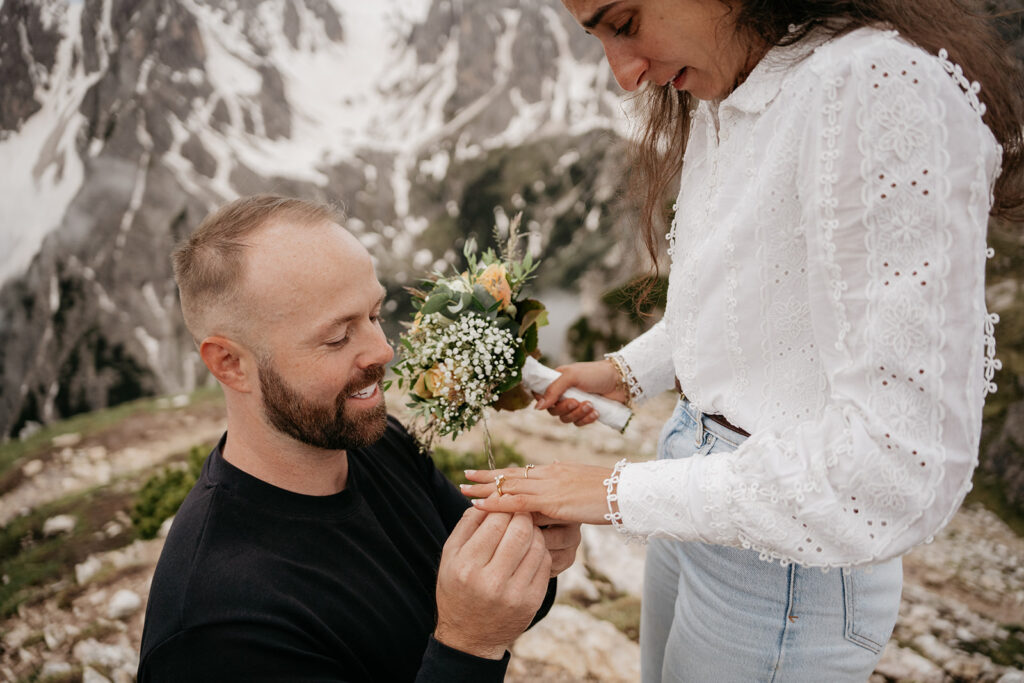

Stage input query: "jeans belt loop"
[{"left": 694, "top": 409, "right": 705, "bottom": 447}]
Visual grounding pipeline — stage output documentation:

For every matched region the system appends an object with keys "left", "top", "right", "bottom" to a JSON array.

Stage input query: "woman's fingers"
[
  {"left": 464, "top": 464, "right": 551, "bottom": 484},
  {"left": 471, "top": 492, "right": 536, "bottom": 514},
  {"left": 535, "top": 370, "right": 578, "bottom": 410}
]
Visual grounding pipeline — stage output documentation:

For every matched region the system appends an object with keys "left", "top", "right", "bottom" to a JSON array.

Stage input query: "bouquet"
[{"left": 393, "top": 214, "right": 632, "bottom": 461}]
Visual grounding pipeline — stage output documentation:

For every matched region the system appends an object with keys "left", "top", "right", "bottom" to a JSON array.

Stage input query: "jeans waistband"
[{"left": 678, "top": 398, "right": 749, "bottom": 449}]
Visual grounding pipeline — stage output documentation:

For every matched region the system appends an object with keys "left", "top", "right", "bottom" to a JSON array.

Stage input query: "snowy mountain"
[{"left": 0, "top": 0, "right": 641, "bottom": 437}]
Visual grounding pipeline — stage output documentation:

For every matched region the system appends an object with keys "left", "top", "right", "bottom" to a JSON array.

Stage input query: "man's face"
[
  {"left": 243, "top": 219, "right": 395, "bottom": 451},
  {"left": 257, "top": 352, "right": 386, "bottom": 451}
]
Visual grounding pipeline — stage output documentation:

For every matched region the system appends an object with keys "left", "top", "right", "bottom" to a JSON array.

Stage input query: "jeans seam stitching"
[{"left": 843, "top": 570, "right": 884, "bottom": 653}]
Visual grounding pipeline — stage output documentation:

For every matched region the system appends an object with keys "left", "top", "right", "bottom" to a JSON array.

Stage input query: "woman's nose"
[{"left": 604, "top": 43, "right": 648, "bottom": 91}]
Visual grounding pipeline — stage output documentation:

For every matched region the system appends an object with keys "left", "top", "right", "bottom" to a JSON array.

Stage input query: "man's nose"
[
  {"left": 604, "top": 43, "right": 648, "bottom": 91},
  {"left": 361, "top": 323, "right": 394, "bottom": 368}
]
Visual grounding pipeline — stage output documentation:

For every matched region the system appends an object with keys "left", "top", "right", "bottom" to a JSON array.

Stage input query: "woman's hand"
[
  {"left": 534, "top": 359, "right": 626, "bottom": 427},
  {"left": 461, "top": 463, "right": 614, "bottom": 525}
]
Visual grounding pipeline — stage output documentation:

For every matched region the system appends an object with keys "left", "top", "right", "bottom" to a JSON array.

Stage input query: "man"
[{"left": 138, "top": 195, "right": 580, "bottom": 681}]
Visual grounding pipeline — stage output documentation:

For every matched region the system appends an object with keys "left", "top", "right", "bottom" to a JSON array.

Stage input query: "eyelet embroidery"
[{"left": 609, "top": 31, "right": 999, "bottom": 567}]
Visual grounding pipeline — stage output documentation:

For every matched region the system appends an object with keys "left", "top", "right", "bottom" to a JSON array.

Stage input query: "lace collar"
[{"left": 716, "top": 30, "right": 830, "bottom": 115}]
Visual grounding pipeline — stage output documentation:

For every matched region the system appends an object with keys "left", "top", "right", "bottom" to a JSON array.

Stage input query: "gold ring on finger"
[
  {"left": 524, "top": 464, "right": 535, "bottom": 479},
  {"left": 494, "top": 474, "right": 505, "bottom": 496}
]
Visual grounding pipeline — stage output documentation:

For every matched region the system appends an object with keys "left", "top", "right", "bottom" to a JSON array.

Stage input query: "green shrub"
[
  {"left": 132, "top": 446, "right": 207, "bottom": 539},
  {"left": 431, "top": 442, "right": 525, "bottom": 485}
]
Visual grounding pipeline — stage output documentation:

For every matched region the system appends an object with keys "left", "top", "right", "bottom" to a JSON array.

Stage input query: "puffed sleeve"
[
  {"left": 613, "top": 33, "right": 1001, "bottom": 566},
  {"left": 608, "top": 319, "right": 677, "bottom": 405}
]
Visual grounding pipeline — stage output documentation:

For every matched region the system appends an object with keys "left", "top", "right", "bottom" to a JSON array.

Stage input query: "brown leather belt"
[{"left": 674, "top": 378, "right": 751, "bottom": 438}]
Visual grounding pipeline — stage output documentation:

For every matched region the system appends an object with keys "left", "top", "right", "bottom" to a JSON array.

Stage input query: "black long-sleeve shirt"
[{"left": 138, "top": 416, "right": 554, "bottom": 681}]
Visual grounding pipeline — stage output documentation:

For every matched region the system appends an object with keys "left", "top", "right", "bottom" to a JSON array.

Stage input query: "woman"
[{"left": 463, "top": 0, "right": 1023, "bottom": 680}]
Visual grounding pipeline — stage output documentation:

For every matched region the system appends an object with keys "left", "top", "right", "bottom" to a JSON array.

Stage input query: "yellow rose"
[{"left": 477, "top": 263, "right": 512, "bottom": 309}]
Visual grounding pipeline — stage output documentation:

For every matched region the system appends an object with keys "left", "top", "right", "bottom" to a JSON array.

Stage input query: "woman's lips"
[{"left": 670, "top": 67, "right": 688, "bottom": 90}]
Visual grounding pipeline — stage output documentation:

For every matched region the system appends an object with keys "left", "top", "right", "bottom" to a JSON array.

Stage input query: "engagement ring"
[{"left": 494, "top": 474, "right": 506, "bottom": 496}]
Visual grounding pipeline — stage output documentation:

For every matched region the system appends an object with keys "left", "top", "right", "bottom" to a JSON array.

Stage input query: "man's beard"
[{"left": 257, "top": 358, "right": 387, "bottom": 451}]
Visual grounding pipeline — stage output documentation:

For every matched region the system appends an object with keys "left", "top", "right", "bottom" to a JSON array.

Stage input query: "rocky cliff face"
[{"left": 0, "top": 0, "right": 639, "bottom": 438}]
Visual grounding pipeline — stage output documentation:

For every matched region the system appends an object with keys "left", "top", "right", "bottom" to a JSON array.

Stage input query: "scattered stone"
[
  {"left": 555, "top": 554, "right": 600, "bottom": 602},
  {"left": 107, "top": 590, "right": 142, "bottom": 620},
  {"left": 512, "top": 605, "right": 640, "bottom": 682},
  {"left": 103, "top": 521, "right": 124, "bottom": 538},
  {"left": 170, "top": 394, "right": 190, "bottom": 408},
  {"left": 913, "top": 633, "right": 957, "bottom": 663},
  {"left": 18, "top": 421, "right": 42, "bottom": 440},
  {"left": 82, "top": 666, "right": 113, "bottom": 683},
  {"left": 43, "top": 623, "right": 66, "bottom": 650},
  {"left": 42, "top": 515, "right": 76, "bottom": 537},
  {"left": 158, "top": 516, "right": 175, "bottom": 539},
  {"left": 998, "top": 671, "right": 1024, "bottom": 683},
  {"left": 581, "top": 525, "right": 645, "bottom": 597},
  {"left": 874, "top": 643, "right": 946, "bottom": 682},
  {"left": 39, "top": 660, "right": 73, "bottom": 679},
  {"left": 3, "top": 624, "right": 31, "bottom": 650},
  {"left": 72, "top": 638, "right": 138, "bottom": 672},
  {"left": 75, "top": 557, "right": 103, "bottom": 585},
  {"left": 21, "top": 459, "right": 44, "bottom": 477},
  {"left": 51, "top": 433, "right": 82, "bottom": 448}
]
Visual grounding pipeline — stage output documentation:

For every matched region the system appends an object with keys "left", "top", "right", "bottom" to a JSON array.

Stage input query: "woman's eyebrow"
[{"left": 582, "top": 2, "right": 620, "bottom": 30}]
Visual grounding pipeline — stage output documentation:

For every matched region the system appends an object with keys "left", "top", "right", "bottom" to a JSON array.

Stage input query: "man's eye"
[
  {"left": 614, "top": 18, "right": 633, "bottom": 36},
  {"left": 327, "top": 336, "right": 349, "bottom": 348}
]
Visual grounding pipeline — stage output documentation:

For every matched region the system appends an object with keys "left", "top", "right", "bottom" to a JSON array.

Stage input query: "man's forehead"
[{"left": 241, "top": 220, "right": 373, "bottom": 320}]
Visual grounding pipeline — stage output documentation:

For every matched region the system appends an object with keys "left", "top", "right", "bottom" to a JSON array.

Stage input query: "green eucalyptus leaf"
[
  {"left": 421, "top": 292, "right": 450, "bottom": 315},
  {"left": 523, "top": 324, "right": 538, "bottom": 354}
]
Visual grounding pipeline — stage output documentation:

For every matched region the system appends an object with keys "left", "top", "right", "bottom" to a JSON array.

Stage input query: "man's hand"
[
  {"left": 534, "top": 513, "right": 582, "bottom": 577},
  {"left": 434, "top": 505, "right": 552, "bottom": 660}
]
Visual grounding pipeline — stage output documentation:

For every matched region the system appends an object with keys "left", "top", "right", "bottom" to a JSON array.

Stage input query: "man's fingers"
[
  {"left": 488, "top": 513, "right": 537, "bottom": 575},
  {"left": 471, "top": 492, "right": 535, "bottom": 514},
  {"left": 457, "top": 501, "right": 513, "bottom": 561},
  {"left": 508, "top": 529, "right": 552, "bottom": 596},
  {"left": 541, "top": 523, "right": 581, "bottom": 552},
  {"left": 444, "top": 504, "right": 489, "bottom": 550}
]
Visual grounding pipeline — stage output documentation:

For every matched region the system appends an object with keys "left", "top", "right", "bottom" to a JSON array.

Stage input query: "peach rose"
[
  {"left": 477, "top": 263, "right": 511, "bottom": 309},
  {"left": 413, "top": 366, "right": 448, "bottom": 399}
]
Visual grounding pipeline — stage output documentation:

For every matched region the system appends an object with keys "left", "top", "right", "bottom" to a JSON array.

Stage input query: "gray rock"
[
  {"left": 42, "top": 514, "right": 76, "bottom": 536},
  {"left": 554, "top": 553, "right": 600, "bottom": 602},
  {"left": 874, "top": 643, "right": 946, "bottom": 682},
  {"left": 21, "top": 459, "right": 44, "bottom": 476},
  {"left": 51, "top": 432, "right": 82, "bottom": 447},
  {"left": 72, "top": 637, "right": 138, "bottom": 672},
  {"left": 107, "top": 589, "right": 142, "bottom": 620},
  {"left": 82, "top": 666, "right": 113, "bottom": 683},
  {"left": 39, "top": 660, "right": 73, "bottom": 679},
  {"left": 75, "top": 556, "right": 103, "bottom": 585},
  {"left": 512, "top": 604, "right": 640, "bottom": 682},
  {"left": 581, "top": 525, "right": 646, "bottom": 597}
]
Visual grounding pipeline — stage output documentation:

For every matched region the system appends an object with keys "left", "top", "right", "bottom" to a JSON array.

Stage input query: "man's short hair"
[{"left": 173, "top": 194, "right": 339, "bottom": 345}]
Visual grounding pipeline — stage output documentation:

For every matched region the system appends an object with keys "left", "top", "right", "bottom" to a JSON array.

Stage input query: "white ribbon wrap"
[{"left": 520, "top": 357, "right": 633, "bottom": 432}]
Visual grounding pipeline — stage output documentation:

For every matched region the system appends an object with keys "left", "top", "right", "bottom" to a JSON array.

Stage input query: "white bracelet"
[{"left": 603, "top": 458, "right": 629, "bottom": 532}]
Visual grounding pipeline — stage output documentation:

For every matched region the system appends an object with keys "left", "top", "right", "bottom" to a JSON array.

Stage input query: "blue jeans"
[{"left": 641, "top": 400, "right": 902, "bottom": 682}]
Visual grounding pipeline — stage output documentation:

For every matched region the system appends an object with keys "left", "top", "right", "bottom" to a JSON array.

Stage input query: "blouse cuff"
[
  {"left": 615, "top": 457, "right": 713, "bottom": 543},
  {"left": 606, "top": 321, "right": 676, "bottom": 405}
]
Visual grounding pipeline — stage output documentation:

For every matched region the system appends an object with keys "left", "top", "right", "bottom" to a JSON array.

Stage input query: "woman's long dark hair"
[{"left": 630, "top": 0, "right": 1024, "bottom": 269}]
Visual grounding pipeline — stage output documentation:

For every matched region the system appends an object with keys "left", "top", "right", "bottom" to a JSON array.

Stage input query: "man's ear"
[{"left": 200, "top": 336, "right": 257, "bottom": 393}]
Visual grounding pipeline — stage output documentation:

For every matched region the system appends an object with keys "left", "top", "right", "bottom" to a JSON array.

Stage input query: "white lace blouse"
[{"left": 609, "top": 27, "right": 1002, "bottom": 567}]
